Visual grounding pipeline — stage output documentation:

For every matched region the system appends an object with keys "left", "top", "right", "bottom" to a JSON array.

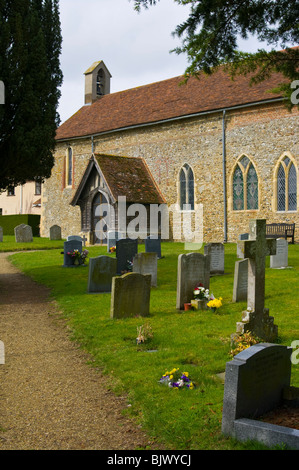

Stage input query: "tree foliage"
[
  {"left": 132, "top": 0, "right": 299, "bottom": 107},
  {"left": 0, "top": 0, "right": 63, "bottom": 191}
]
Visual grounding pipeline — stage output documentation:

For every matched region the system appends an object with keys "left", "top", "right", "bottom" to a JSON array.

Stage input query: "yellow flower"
[
  {"left": 169, "top": 375, "right": 173, "bottom": 380},
  {"left": 182, "top": 372, "right": 189, "bottom": 377}
]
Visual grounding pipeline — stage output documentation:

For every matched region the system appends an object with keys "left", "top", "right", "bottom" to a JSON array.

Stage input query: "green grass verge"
[
  {"left": 0, "top": 235, "right": 64, "bottom": 252},
  {"left": 7, "top": 241, "right": 299, "bottom": 450}
]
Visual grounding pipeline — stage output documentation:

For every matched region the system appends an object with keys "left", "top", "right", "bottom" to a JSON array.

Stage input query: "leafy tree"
[
  {"left": 132, "top": 0, "right": 299, "bottom": 107},
  {"left": 0, "top": 0, "right": 63, "bottom": 191}
]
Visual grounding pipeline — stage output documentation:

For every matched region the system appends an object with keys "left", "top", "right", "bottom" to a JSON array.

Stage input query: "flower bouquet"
[
  {"left": 207, "top": 296, "right": 222, "bottom": 312},
  {"left": 159, "top": 368, "right": 194, "bottom": 390},
  {"left": 109, "top": 246, "right": 116, "bottom": 253},
  {"left": 193, "top": 283, "right": 210, "bottom": 300},
  {"left": 67, "top": 249, "right": 89, "bottom": 265}
]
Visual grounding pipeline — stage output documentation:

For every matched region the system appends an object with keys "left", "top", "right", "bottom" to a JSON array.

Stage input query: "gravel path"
[{"left": 0, "top": 252, "right": 155, "bottom": 450}]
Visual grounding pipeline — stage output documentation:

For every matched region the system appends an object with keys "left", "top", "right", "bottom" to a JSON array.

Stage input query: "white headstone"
[
  {"left": 204, "top": 243, "right": 224, "bottom": 274},
  {"left": 270, "top": 238, "right": 288, "bottom": 269},
  {"left": 133, "top": 252, "right": 158, "bottom": 287}
]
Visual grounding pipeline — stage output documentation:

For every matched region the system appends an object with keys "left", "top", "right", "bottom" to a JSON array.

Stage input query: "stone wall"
[{"left": 40, "top": 101, "right": 299, "bottom": 243}]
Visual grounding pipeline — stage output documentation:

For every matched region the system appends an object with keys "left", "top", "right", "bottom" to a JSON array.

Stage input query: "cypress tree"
[{"left": 0, "top": 0, "right": 62, "bottom": 191}]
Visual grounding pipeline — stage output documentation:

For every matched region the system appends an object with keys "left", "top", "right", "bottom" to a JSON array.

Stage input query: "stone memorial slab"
[
  {"left": 49, "top": 224, "right": 61, "bottom": 240},
  {"left": 87, "top": 255, "right": 117, "bottom": 293},
  {"left": 236, "top": 219, "right": 278, "bottom": 342},
  {"left": 116, "top": 238, "right": 138, "bottom": 274},
  {"left": 222, "top": 343, "right": 293, "bottom": 444},
  {"left": 232, "top": 258, "right": 248, "bottom": 302},
  {"left": 14, "top": 224, "right": 33, "bottom": 243},
  {"left": 110, "top": 272, "right": 151, "bottom": 319},
  {"left": 176, "top": 252, "right": 210, "bottom": 310},
  {"left": 63, "top": 239, "right": 82, "bottom": 267},
  {"left": 67, "top": 235, "right": 83, "bottom": 242},
  {"left": 204, "top": 243, "right": 224, "bottom": 275},
  {"left": 145, "top": 236, "right": 162, "bottom": 259},
  {"left": 133, "top": 252, "right": 158, "bottom": 287},
  {"left": 0, "top": 226, "right": 3, "bottom": 242},
  {"left": 237, "top": 234, "right": 249, "bottom": 259},
  {"left": 270, "top": 238, "right": 288, "bottom": 269}
]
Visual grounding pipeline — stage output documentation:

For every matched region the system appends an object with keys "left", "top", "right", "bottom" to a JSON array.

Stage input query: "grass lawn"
[{"left": 6, "top": 240, "right": 299, "bottom": 450}]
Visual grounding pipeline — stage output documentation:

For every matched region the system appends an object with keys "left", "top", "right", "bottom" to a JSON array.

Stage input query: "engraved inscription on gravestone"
[{"left": 204, "top": 243, "right": 224, "bottom": 274}]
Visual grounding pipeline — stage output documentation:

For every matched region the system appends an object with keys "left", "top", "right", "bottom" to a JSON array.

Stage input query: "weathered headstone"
[
  {"left": 0, "top": 226, "right": 3, "bottom": 242},
  {"left": 87, "top": 256, "right": 117, "bottom": 293},
  {"left": 176, "top": 252, "right": 210, "bottom": 310},
  {"left": 14, "top": 224, "right": 33, "bottom": 243},
  {"left": 49, "top": 224, "right": 62, "bottom": 240},
  {"left": 204, "top": 243, "right": 224, "bottom": 275},
  {"left": 145, "top": 236, "right": 162, "bottom": 259},
  {"left": 222, "top": 344, "right": 292, "bottom": 444},
  {"left": 116, "top": 238, "right": 138, "bottom": 274},
  {"left": 232, "top": 258, "right": 248, "bottom": 302},
  {"left": 237, "top": 233, "right": 249, "bottom": 259},
  {"left": 110, "top": 272, "right": 151, "bottom": 319},
  {"left": 235, "top": 219, "right": 278, "bottom": 342},
  {"left": 133, "top": 252, "right": 158, "bottom": 287},
  {"left": 270, "top": 238, "right": 288, "bottom": 269},
  {"left": 63, "top": 239, "right": 82, "bottom": 267}
]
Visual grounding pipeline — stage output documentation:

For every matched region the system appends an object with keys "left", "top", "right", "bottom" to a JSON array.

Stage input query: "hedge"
[{"left": 0, "top": 214, "right": 40, "bottom": 236}]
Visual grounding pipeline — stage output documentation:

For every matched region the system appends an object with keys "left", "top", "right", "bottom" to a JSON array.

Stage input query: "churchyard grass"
[
  {"left": 8, "top": 242, "right": 299, "bottom": 450},
  {"left": 0, "top": 235, "right": 64, "bottom": 252}
]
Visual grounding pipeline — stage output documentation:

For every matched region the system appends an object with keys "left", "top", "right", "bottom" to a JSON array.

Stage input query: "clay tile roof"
[
  {"left": 56, "top": 67, "right": 287, "bottom": 141},
  {"left": 94, "top": 154, "right": 165, "bottom": 204}
]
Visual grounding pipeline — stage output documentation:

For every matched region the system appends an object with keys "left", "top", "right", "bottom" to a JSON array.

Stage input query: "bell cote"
[{"left": 84, "top": 60, "right": 112, "bottom": 104}]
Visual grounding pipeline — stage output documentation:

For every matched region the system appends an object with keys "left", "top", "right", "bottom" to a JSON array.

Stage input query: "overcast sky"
[{"left": 57, "top": 0, "right": 277, "bottom": 124}]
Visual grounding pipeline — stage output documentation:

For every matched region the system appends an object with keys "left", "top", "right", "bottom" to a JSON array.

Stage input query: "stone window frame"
[
  {"left": 65, "top": 146, "right": 74, "bottom": 188},
  {"left": 229, "top": 154, "right": 260, "bottom": 212},
  {"left": 273, "top": 151, "right": 298, "bottom": 213},
  {"left": 178, "top": 163, "right": 195, "bottom": 211}
]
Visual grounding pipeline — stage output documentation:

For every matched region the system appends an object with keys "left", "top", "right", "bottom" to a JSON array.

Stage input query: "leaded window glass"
[
  {"left": 288, "top": 163, "right": 297, "bottom": 211},
  {"left": 179, "top": 164, "right": 194, "bottom": 210},
  {"left": 67, "top": 147, "right": 73, "bottom": 186},
  {"left": 233, "top": 165, "right": 244, "bottom": 210},
  {"left": 277, "top": 164, "right": 285, "bottom": 211},
  {"left": 247, "top": 164, "right": 258, "bottom": 210}
]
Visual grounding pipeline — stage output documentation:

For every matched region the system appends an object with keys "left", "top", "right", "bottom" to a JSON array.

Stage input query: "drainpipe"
[
  {"left": 20, "top": 184, "right": 23, "bottom": 214},
  {"left": 91, "top": 135, "right": 94, "bottom": 153},
  {"left": 222, "top": 110, "right": 227, "bottom": 243}
]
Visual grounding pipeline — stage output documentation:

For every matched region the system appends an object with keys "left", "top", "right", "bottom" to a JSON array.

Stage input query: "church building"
[{"left": 40, "top": 59, "right": 299, "bottom": 244}]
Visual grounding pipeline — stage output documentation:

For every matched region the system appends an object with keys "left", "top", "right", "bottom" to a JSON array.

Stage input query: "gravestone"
[
  {"left": 237, "top": 233, "right": 249, "bottom": 259},
  {"left": 49, "top": 224, "right": 61, "bottom": 240},
  {"left": 270, "top": 238, "right": 288, "bottom": 269},
  {"left": 14, "top": 224, "right": 33, "bottom": 243},
  {"left": 87, "top": 256, "right": 117, "bottom": 293},
  {"left": 107, "top": 231, "right": 126, "bottom": 253},
  {"left": 176, "top": 252, "right": 210, "bottom": 310},
  {"left": 67, "top": 235, "right": 82, "bottom": 242},
  {"left": 0, "top": 226, "right": 3, "bottom": 242},
  {"left": 63, "top": 239, "right": 82, "bottom": 267},
  {"left": 235, "top": 219, "right": 278, "bottom": 342},
  {"left": 145, "top": 236, "right": 162, "bottom": 259},
  {"left": 204, "top": 243, "right": 224, "bottom": 275},
  {"left": 133, "top": 252, "right": 158, "bottom": 287},
  {"left": 110, "top": 272, "right": 151, "bottom": 319},
  {"left": 222, "top": 343, "right": 293, "bottom": 445},
  {"left": 116, "top": 238, "right": 138, "bottom": 274},
  {"left": 232, "top": 258, "right": 248, "bottom": 302}
]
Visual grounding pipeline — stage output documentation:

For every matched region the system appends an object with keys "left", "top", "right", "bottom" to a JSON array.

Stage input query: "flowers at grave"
[
  {"left": 159, "top": 368, "right": 194, "bottom": 390},
  {"left": 136, "top": 322, "right": 153, "bottom": 344},
  {"left": 193, "top": 283, "right": 210, "bottom": 300},
  {"left": 67, "top": 249, "right": 89, "bottom": 264},
  {"left": 207, "top": 297, "right": 223, "bottom": 312},
  {"left": 109, "top": 246, "right": 116, "bottom": 253},
  {"left": 229, "top": 332, "right": 261, "bottom": 358}
]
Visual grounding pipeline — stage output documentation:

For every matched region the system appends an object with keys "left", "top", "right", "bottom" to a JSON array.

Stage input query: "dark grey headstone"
[
  {"left": 222, "top": 343, "right": 292, "bottom": 437},
  {"left": 116, "top": 238, "right": 138, "bottom": 274},
  {"left": 145, "top": 236, "right": 161, "bottom": 259},
  {"left": 63, "top": 239, "right": 82, "bottom": 267},
  {"left": 87, "top": 256, "right": 117, "bottom": 293},
  {"left": 0, "top": 226, "right": 3, "bottom": 242},
  {"left": 176, "top": 252, "right": 210, "bottom": 310},
  {"left": 232, "top": 258, "right": 248, "bottom": 302}
]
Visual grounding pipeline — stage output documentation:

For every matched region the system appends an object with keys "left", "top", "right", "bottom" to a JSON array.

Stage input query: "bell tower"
[{"left": 84, "top": 61, "right": 112, "bottom": 105}]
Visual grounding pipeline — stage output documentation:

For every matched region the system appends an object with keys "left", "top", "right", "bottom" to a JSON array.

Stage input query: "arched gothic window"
[
  {"left": 232, "top": 155, "right": 258, "bottom": 210},
  {"left": 277, "top": 155, "right": 297, "bottom": 211},
  {"left": 179, "top": 164, "right": 194, "bottom": 210},
  {"left": 66, "top": 147, "right": 73, "bottom": 187}
]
